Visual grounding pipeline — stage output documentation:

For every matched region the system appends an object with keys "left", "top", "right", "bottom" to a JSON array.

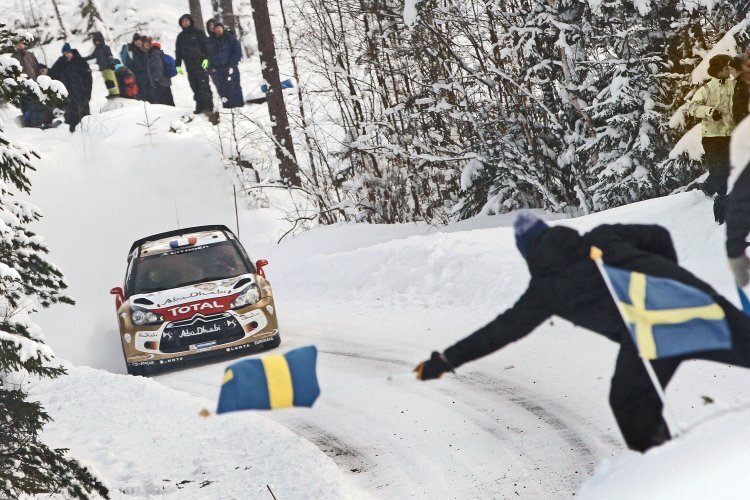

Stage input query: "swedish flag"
[
  {"left": 602, "top": 265, "right": 732, "bottom": 360},
  {"left": 217, "top": 345, "right": 320, "bottom": 413}
]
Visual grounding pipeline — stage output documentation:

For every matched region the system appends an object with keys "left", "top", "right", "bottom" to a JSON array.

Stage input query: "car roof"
[{"left": 129, "top": 225, "right": 235, "bottom": 255}]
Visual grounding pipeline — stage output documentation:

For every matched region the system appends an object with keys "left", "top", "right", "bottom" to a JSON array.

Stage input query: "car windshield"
[{"left": 132, "top": 241, "right": 251, "bottom": 294}]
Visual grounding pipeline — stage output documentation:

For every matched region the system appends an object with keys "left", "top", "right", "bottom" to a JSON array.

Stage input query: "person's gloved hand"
[
  {"left": 730, "top": 255, "right": 750, "bottom": 287},
  {"left": 414, "top": 351, "right": 454, "bottom": 381},
  {"left": 176, "top": 65, "right": 184, "bottom": 75},
  {"left": 712, "top": 108, "right": 723, "bottom": 121},
  {"left": 201, "top": 59, "right": 209, "bottom": 70}
]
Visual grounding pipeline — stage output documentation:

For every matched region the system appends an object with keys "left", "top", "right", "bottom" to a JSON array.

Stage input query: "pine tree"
[{"left": 0, "top": 23, "right": 108, "bottom": 500}]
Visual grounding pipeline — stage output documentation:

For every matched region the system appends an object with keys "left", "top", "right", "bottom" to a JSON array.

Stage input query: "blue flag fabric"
[
  {"left": 260, "top": 79, "right": 294, "bottom": 93},
  {"left": 603, "top": 265, "right": 732, "bottom": 360},
  {"left": 217, "top": 345, "right": 320, "bottom": 413},
  {"left": 738, "top": 286, "right": 750, "bottom": 315}
]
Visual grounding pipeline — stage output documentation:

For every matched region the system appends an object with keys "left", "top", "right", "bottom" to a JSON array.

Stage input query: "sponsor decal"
[
  {"left": 130, "top": 360, "right": 155, "bottom": 366},
  {"left": 129, "top": 354, "right": 154, "bottom": 361},
  {"left": 266, "top": 305, "right": 274, "bottom": 315},
  {"left": 154, "top": 295, "right": 238, "bottom": 321},
  {"left": 124, "top": 333, "right": 132, "bottom": 343},
  {"left": 226, "top": 343, "right": 254, "bottom": 353},
  {"left": 190, "top": 340, "right": 218, "bottom": 351},
  {"left": 161, "top": 290, "right": 217, "bottom": 305},
  {"left": 179, "top": 324, "right": 221, "bottom": 338},
  {"left": 158, "top": 357, "right": 184, "bottom": 365},
  {"left": 163, "top": 245, "right": 209, "bottom": 256},
  {"left": 137, "top": 331, "right": 160, "bottom": 338},
  {"left": 254, "top": 336, "right": 275, "bottom": 345}
]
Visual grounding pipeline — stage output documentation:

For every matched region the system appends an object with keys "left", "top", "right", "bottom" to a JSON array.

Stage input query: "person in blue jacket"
[{"left": 208, "top": 22, "right": 244, "bottom": 108}]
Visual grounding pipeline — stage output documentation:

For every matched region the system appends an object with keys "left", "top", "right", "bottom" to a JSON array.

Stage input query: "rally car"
[{"left": 110, "top": 225, "right": 280, "bottom": 376}]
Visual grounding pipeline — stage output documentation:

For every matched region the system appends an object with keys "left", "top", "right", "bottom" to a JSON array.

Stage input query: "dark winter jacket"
[
  {"left": 146, "top": 46, "right": 171, "bottom": 88},
  {"left": 444, "top": 224, "right": 734, "bottom": 367},
  {"left": 727, "top": 160, "right": 750, "bottom": 259},
  {"left": 733, "top": 80, "right": 749, "bottom": 126},
  {"left": 176, "top": 14, "right": 209, "bottom": 69},
  {"left": 50, "top": 49, "right": 93, "bottom": 104},
  {"left": 84, "top": 32, "right": 114, "bottom": 71},
  {"left": 208, "top": 31, "right": 241, "bottom": 70},
  {"left": 12, "top": 47, "right": 39, "bottom": 80},
  {"left": 130, "top": 47, "right": 149, "bottom": 89}
]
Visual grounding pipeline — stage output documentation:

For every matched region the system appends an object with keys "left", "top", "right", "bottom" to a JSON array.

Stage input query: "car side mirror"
[
  {"left": 110, "top": 287, "right": 124, "bottom": 310},
  {"left": 255, "top": 259, "right": 269, "bottom": 278}
]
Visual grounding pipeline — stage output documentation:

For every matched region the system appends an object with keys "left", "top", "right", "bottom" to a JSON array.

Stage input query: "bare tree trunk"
[
  {"left": 211, "top": 0, "right": 221, "bottom": 24},
  {"left": 278, "top": 0, "right": 316, "bottom": 185},
  {"left": 188, "top": 0, "right": 205, "bottom": 32},
  {"left": 250, "top": 0, "right": 300, "bottom": 186},
  {"left": 50, "top": 0, "right": 68, "bottom": 38},
  {"left": 220, "top": 0, "right": 237, "bottom": 34}
]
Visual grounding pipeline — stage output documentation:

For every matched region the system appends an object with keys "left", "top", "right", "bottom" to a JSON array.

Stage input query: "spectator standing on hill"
[
  {"left": 12, "top": 40, "right": 39, "bottom": 80},
  {"left": 50, "top": 43, "right": 92, "bottom": 132},
  {"left": 84, "top": 32, "right": 119, "bottom": 98},
  {"left": 129, "top": 36, "right": 149, "bottom": 101},
  {"left": 119, "top": 33, "right": 141, "bottom": 67},
  {"left": 208, "top": 22, "right": 244, "bottom": 108},
  {"left": 689, "top": 54, "right": 737, "bottom": 224},
  {"left": 143, "top": 38, "right": 175, "bottom": 106},
  {"left": 176, "top": 14, "right": 214, "bottom": 114}
]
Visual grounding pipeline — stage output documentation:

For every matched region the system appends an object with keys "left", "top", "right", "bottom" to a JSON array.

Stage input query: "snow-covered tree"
[{"left": 0, "top": 23, "right": 108, "bottom": 500}]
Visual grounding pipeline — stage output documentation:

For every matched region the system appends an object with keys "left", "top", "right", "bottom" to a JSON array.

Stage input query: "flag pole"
[{"left": 589, "top": 246, "right": 682, "bottom": 439}]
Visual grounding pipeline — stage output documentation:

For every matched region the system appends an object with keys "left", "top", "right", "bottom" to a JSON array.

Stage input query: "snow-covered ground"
[
  {"left": 6, "top": 1, "right": 750, "bottom": 498},
  {"left": 9, "top": 95, "right": 750, "bottom": 498}
]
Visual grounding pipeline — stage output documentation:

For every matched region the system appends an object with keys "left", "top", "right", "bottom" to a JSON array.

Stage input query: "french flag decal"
[{"left": 170, "top": 237, "right": 198, "bottom": 248}]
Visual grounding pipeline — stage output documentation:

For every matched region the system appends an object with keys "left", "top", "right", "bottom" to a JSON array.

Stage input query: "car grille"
[{"left": 160, "top": 313, "right": 244, "bottom": 353}]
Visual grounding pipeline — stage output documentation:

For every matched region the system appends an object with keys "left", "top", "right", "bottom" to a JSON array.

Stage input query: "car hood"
[{"left": 129, "top": 274, "right": 257, "bottom": 321}]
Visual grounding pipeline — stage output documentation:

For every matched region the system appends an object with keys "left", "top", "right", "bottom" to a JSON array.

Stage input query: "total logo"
[{"left": 168, "top": 300, "right": 223, "bottom": 316}]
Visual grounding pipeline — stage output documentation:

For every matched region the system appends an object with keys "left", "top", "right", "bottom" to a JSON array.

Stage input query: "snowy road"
[{"left": 158, "top": 303, "right": 622, "bottom": 498}]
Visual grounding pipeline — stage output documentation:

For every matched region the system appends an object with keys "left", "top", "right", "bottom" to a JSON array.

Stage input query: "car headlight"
[
  {"left": 131, "top": 308, "right": 163, "bottom": 326},
  {"left": 231, "top": 285, "right": 260, "bottom": 309}
]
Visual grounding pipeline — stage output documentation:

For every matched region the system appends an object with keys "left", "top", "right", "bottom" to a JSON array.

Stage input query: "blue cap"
[
  {"left": 114, "top": 63, "right": 123, "bottom": 70},
  {"left": 514, "top": 210, "right": 549, "bottom": 258},
  {"left": 62, "top": 42, "right": 72, "bottom": 53}
]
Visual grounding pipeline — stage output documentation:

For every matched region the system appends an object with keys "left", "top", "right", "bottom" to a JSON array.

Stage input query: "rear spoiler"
[{"left": 128, "top": 225, "right": 235, "bottom": 254}]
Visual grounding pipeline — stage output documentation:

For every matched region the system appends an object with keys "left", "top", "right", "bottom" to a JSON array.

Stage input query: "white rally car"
[{"left": 110, "top": 225, "right": 280, "bottom": 376}]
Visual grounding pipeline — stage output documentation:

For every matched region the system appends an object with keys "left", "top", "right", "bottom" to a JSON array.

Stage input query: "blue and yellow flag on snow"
[
  {"left": 602, "top": 264, "right": 732, "bottom": 360},
  {"left": 217, "top": 345, "right": 320, "bottom": 413}
]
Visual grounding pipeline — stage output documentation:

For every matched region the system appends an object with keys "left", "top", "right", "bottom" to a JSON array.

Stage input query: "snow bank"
[
  {"left": 579, "top": 406, "right": 750, "bottom": 499},
  {"left": 35, "top": 365, "right": 359, "bottom": 499}
]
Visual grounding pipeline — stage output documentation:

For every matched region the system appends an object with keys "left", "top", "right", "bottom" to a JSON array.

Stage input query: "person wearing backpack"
[
  {"left": 143, "top": 37, "right": 174, "bottom": 106},
  {"left": 208, "top": 22, "right": 244, "bottom": 108},
  {"left": 84, "top": 31, "right": 119, "bottom": 98},
  {"left": 176, "top": 14, "right": 214, "bottom": 114},
  {"left": 113, "top": 62, "right": 139, "bottom": 99},
  {"left": 119, "top": 33, "right": 141, "bottom": 67}
]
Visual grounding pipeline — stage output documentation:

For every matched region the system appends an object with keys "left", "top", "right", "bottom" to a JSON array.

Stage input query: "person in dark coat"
[
  {"left": 731, "top": 56, "right": 749, "bottom": 126},
  {"left": 128, "top": 36, "right": 149, "bottom": 101},
  {"left": 143, "top": 38, "right": 174, "bottom": 106},
  {"left": 176, "top": 14, "right": 214, "bottom": 113},
  {"left": 208, "top": 22, "right": 244, "bottom": 108},
  {"left": 84, "top": 31, "right": 119, "bottom": 97},
  {"left": 416, "top": 212, "right": 750, "bottom": 453},
  {"left": 50, "top": 43, "right": 92, "bottom": 132},
  {"left": 119, "top": 32, "right": 141, "bottom": 67}
]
